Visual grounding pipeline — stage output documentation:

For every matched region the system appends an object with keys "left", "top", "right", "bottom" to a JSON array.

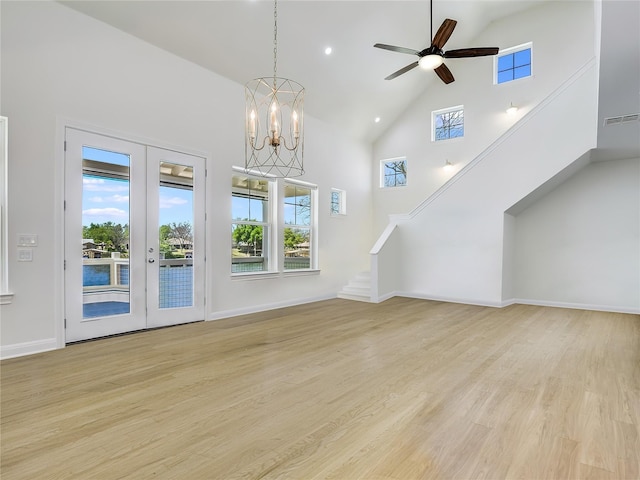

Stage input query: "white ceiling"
[{"left": 59, "top": 0, "right": 549, "bottom": 143}]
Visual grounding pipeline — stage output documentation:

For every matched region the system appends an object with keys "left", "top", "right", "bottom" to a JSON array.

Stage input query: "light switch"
[
  {"left": 17, "top": 234, "right": 38, "bottom": 247},
  {"left": 17, "top": 249, "right": 33, "bottom": 262}
]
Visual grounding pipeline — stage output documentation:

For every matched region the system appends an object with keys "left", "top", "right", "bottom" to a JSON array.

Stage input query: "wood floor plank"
[{"left": 1, "top": 298, "right": 639, "bottom": 479}]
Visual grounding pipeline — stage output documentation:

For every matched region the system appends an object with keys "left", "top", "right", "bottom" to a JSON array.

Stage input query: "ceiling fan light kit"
[
  {"left": 419, "top": 54, "right": 444, "bottom": 70},
  {"left": 374, "top": 0, "right": 499, "bottom": 84}
]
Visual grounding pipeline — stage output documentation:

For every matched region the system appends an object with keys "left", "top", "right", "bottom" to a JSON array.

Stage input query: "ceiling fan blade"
[
  {"left": 374, "top": 43, "right": 420, "bottom": 56},
  {"left": 434, "top": 63, "right": 455, "bottom": 84},
  {"left": 444, "top": 47, "right": 499, "bottom": 58},
  {"left": 431, "top": 19, "right": 457, "bottom": 50},
  {"left": 385, "top": 61, "right": 419, "bottom": 80}
]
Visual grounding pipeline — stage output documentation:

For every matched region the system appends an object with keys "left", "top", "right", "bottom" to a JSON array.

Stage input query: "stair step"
[
  {"left": 338, "top": 271, "right": 372, "bottom": 302},
  {"left": 337, "top": 292, "right": 373, "bottom": 303},
  {"left": 341, "top": 285, "right": 370, "bottom": 296}
]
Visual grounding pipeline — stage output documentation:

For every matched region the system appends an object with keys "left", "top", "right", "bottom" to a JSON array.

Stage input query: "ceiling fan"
[{"left": 374, "top": 0, "right": 499, "bottom": 84}]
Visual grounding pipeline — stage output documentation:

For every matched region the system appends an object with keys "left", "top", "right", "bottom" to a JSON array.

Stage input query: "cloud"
[
  {"left": 83, "top": 177, "right": 129, "bottom": 193},
  {"left": 159, "top": 196, "right": 188, "bottom": 209},
  {"left": 110, "top": 194, "right": 129, "bottom": 203},
  {"left": 82, "top": 208, "right": 128, "bottom": 218},
  {"left": 86, "top": 194, "right": 129, "bottom": 204}
]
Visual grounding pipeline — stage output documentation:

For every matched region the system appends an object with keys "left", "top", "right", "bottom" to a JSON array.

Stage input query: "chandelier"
[{"left": 245, "top": 0, "right": 305, "bottom": 178}]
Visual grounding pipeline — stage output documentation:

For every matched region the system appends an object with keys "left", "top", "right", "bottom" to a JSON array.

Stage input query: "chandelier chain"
[{"left": 273, "top": 0, "right": 278, "bottom": 82}]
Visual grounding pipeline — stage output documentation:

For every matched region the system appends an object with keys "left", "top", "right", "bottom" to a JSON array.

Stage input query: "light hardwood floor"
[{"left": 1, "top": 298, "right": 639, "bottom": 479}]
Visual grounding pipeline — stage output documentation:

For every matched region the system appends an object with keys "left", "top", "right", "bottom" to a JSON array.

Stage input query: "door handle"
[{"left": 148, "top": 258, "right": 155, "bottom": 264}]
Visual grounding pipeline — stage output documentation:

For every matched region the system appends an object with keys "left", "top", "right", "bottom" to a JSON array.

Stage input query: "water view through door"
[{"left": 65, "top": 129, "right": 205, "bottom": 342}]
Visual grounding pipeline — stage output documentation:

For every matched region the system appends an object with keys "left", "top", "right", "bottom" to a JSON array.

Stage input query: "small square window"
[
  {"left": 432, "top": 106, "right": 464, "bottom": 142},
  {"left": 380, "top": 158, "right": 407, "bottom": 188},
  {"left": 495, "top": 43, "right": 532, "bottom": 84},
  {"left": 330, "top": 188, "right": 346, "bottom": 215}
]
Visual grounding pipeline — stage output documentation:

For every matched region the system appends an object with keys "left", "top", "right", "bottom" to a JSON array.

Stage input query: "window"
[
  {"left": 381, "top": 158, "right": 407, "bottom": 188},
  {"left": 495, "top": 43, "right": 532, "bottom": 84},
  {"left": 330, "top": 188, "right": 346, "bottom": 216},
  {"left": 432, "top": 106, "right": 464, "bottom": 141},
  {"left": 231, "top": 174, "right": 273, "bottom": 274},
  {"left": 284, "top": 182, "right": 316, "bottom": 270}
]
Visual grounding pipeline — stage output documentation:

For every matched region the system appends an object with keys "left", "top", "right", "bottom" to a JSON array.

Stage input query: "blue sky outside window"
[
  {"left": 434, "top": 109, "right": 464, "bottom": 141},
  {"left": 383, "top": 160, "right": 406, "bottom": 187},
  {"left": 497, "top": 47, "right": 531, "bottom": 83}
]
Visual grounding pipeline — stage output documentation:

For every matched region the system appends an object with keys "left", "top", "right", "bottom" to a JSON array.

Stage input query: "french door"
[{"left": 64, "top": 128, "right": 205, "bottom": 342}]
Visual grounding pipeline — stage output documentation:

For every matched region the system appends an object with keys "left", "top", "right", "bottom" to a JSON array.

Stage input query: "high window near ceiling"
[
  {"left": 380, "top": 158, "right": 407, "bottom": 188},
  {"left": 432, "top": 106, "right": 464, "bottom": 141},
  {"left": 495, "top": 43, "right": 532, "bottom": 84},
  {"left": 231, "top": 173, "right": 273, "bottom": 274}
]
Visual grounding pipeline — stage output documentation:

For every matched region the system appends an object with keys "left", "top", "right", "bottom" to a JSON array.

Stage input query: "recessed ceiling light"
[
  {"left": 374, "top": 117, "right": 381, "bottom": 123},
  {"left": 324, "top": 47, "right": 332, "bottom": 55}
]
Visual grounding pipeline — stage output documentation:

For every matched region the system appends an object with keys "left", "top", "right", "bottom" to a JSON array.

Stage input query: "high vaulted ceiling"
[{"left": 59, "top": 0, "right": 550, "bottom": 143}]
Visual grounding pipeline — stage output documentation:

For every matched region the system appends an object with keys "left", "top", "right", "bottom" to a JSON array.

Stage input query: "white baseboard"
[
  {"left": 371, "top": 291, "right": 398, "bottom": 303},
  {"left": 396, "top": 291, "right": 505, "bottom": 308},
  {"left": 208, "top": 293, "right": 337, "bottom": 321},
  {"left": 513, "top": 298, "right": 640, "bottom": 315},
  {"left": 1, "top": 337, "right": 58, "bottom": 360}
]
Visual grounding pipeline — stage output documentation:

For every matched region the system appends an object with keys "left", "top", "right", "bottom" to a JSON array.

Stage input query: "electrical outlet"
[{"left": 17, "top": 249, "right": 33, "bottom": 262}]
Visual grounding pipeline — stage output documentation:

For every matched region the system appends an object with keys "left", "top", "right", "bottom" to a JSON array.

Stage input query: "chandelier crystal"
[{"left": 245, "top": 0, "right": 304, "bottom": 178}]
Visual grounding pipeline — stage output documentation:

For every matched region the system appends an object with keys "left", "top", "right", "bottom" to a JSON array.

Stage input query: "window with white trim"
[
  {"left": 330, "top": 188, "right": 346, "bottom": 216},
  {"left": 283, "top": 181, "right": 316, "bottom": 270},
  {"left": 432, "top": 106, "right": 464, "bottom": 141},
  {"left": 231, "top": 173, "right": 273, "bottom": 274},
  {"left": 380, "top": 158, "right": 407, "bottom": 188},
  {"left": 495, "top": 43, "right": 532, "bottom": 84}
]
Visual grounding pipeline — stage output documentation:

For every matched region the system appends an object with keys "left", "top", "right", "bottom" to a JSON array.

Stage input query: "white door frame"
[{"left": 62, "top": 123, "right": 207, "bottom": 343}]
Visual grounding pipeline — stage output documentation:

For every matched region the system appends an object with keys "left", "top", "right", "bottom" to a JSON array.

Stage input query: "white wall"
[
  {"left": 388, "top": 58, "right": 599, "bottom": 306},
  {"left": 0, "top": 1, "right": 372, "bottom": 357},
  {"left": 371, "top": 1, "right": 596, "bottom": 237},
  {"left": 513, "top": 157, "right": 640, "bottom": 313}
]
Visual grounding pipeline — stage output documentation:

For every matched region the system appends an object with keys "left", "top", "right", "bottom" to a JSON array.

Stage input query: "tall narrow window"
[
  {"left": 81, "top": 147, "right": 131, "bottom": 318},
  {"left": 330, "top": 188, "right": 346, "bottom": 216},
  {"left": 495, "top": 43, "right": 532, "bottom": 84},
  {"left": 432, "top": 106, "right": 464, "bottom": 141},
  {"left": 380, "top": 158, "right": 407, "bottom": 188},
  {"left": 231, "top": 174, "right": 272, "bottom": 274},
  {"left": 158, "top": 162, "right": 194, "bottom": 308},
  {"left": 284, "top": 182, "right": 315, "bottom": 270}
]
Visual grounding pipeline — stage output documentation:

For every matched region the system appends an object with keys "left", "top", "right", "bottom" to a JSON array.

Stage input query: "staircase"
[{"left": 337, "top": 272, "right": 372, "bottom": 302}]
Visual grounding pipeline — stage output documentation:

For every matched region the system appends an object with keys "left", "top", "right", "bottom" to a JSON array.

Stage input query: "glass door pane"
[
  {"left": 158, "top": 162, "right": 194, "bottom": 309},
  {"left": 146, "top": 146, "right": 205, "bottom": 329},
  {"left": 65, "top": 128, "right": 147, "bottom": 343},
  {"left": 81, "top": 147, "right": 131, "bottom": 318}
]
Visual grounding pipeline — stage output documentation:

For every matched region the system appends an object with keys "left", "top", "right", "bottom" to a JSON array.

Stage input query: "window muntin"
[
  {"left": 381, "top": 158, "right": 407, "bottom": 188},
  {"left": 496, "top": 43, "right": 532, "bottom": 84},
  {"left": 433, "top": 106, "right": 464, "bottom": 141},
  {"left": 231, "top": 174, "right": 272, "bottom": 273},
  {"left": 283, "top": 183, "right": 314, "bottom": 270},
  {"left": 330, "top": 188, "right": 346, "bottom": 216}
]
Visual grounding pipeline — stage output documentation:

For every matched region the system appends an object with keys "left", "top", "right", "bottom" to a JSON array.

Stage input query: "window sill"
[
  {"left": 230, "top": 269, "right": 321, "bottom": 280},
  {"left": 283, "top": 269, "right": 320, "bottom": 277},
  {"left": 0, "top": 292, "right": 14, "bottom": 305},
  {"left": 231, "top": 271, "right": 279, "bottom": 281}
]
